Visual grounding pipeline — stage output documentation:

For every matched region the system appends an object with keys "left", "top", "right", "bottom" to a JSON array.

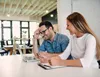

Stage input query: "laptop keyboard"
[
  {"left": 23, "top": 56, "right": 38, "bottom": 62},
  {"left": 24, "top": 56, "right": 35, "bottom": 60}
]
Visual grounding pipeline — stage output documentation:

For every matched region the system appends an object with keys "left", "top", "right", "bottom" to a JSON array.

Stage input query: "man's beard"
[{"left": 43, "top": 35, "right": 51, "bottom": 40}]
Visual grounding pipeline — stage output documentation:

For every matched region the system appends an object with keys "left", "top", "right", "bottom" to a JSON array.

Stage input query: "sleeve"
[
  {"left": 59, "top": 36, "right": 72, "bottom": 60},
  {"left": 61, "top": 36, "right": 69, "bottom": 52},
  {"left": 80, "top": 35, "right": 96, "bottom": 68},
  {"left": 39, "top": 41, "right": 46, "bottom": 52}
]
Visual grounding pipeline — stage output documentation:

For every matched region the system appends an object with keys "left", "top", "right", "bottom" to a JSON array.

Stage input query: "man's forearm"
[
  {"left": 49, "top": 53, "right": 62, "bottom": 57},
  {"left": 32, "top": 38, "right": 39, "bottom": 56}
]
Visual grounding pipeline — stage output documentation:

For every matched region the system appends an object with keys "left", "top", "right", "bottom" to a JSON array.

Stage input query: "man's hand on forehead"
[{"left": 38, "top": 27, "right": 42, "bottom": 32}]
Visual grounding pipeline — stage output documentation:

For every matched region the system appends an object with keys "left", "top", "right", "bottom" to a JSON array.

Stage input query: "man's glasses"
[{"left": 40, "top": 28, "right": 48, "bottom": 34}]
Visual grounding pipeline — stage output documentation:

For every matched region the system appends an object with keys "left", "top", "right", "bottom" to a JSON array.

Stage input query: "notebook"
[{"left": 38, "top": 63, "right": 66, "bottom": 70}]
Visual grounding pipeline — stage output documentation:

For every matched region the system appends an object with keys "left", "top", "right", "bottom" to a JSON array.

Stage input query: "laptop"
[{"left": 16, "top": 44, "right": 39, "bottom": 62}]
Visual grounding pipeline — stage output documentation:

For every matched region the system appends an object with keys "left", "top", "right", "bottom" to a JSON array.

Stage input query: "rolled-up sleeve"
[{"left": 61, "top": 36, "right": 69, "bottom": 52}]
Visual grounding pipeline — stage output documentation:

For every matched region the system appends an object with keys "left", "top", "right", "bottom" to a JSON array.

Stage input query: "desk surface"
[{"left": 0, "top": 54, "right": 100, "bottom": 77}]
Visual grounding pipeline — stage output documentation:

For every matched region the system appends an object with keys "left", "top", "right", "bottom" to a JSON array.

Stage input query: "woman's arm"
[{"left": 50, "top": 56, "right": 82, "bottom": 67}]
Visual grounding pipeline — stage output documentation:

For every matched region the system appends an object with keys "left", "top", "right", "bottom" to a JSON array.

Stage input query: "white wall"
[
  {"left": 57, "top": 0, "right": 100, "bottom": 39},
  {"left": 73, "top": 0, "right": 100, "bottom": 39},
  {"left": 57, "top": 0, "right": 71, "bottom": 37}
]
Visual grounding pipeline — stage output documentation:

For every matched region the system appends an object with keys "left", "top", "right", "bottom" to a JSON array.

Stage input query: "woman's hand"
[{"left": 49, "top": 56, "right": 66, "bottom": 66}]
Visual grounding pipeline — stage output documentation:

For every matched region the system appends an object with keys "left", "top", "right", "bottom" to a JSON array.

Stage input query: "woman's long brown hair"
[{"left": 67, "top": 12, "right": 100, "bottom": 60}]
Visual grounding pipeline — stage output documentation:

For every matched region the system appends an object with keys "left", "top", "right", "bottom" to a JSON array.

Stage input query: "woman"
[{"left": 49, "top": 12, "right": 100, "bottom": 68}]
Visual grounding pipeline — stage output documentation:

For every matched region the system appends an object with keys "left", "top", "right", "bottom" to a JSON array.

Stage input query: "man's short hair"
[{"left": 39, "top": 21, "right": 54, "bottom": 30}]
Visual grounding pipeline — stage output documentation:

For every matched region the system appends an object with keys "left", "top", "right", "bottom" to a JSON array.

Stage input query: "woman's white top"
[{"left": 59, "top": 33, "right": 99, "bottom": 68}]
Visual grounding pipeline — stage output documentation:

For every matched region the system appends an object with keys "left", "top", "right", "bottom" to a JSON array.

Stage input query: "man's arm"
[
  {"left": 32, "top": 28, "right": 40, "bottom": 58},
  {"left": 32, "top": 38, "right": 39, "bottom": 58},
  {"left": 39, "top": 52, "right": 62, "bottom": 59},
  {"left": 47, "top": 53, "right": 61, "bottom": 57}
]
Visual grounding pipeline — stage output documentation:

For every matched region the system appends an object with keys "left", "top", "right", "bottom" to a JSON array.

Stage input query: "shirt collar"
[
  {"left": 53, "top": 33, "right": 58, "bottom": 41},
  {"left": 47, "top": 32, "right": 58, "bottom": 42}
]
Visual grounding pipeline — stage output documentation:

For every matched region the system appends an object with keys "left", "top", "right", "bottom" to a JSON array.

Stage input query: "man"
[{"left": 33, "top": 21, "right": 69, "bottom": 62}]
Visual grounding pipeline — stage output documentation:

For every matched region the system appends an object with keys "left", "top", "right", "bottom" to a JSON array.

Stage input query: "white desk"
[{"left": 0, "top": 55, "right": 100, "bottom": 77}]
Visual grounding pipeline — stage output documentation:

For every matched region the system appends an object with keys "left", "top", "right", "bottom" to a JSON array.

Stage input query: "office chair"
[
  {"left": 26, "top": 39, "right": 30, "bottom": 46},
  {"left": 0, "top": 49, "right": 6, "bottom": 56},
  {"left": 6, "top": 40, "right": 9, "bottom": 45},
  {"left": 26, "top": 39, "right": 32, "bottom": 54},
  {"left": 0, "top": 40, "right": 9, "bottom": 56}
]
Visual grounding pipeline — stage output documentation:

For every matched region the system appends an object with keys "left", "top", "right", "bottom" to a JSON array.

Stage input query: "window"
[
  {"left": 12, "top": 21, "right": 20, "bottom": 44},
  {"left": 22, "top": 29, "right": 28, "bottom": 44},
  {"left": 29, "top": 22, "right": 39, "bottom": 38},
  {"left": 22, "top": 22, "right": 28, "bottom": 27},
  {"left": 0, "top": 21, "right": 1, "bottom": 41},
  {"left": 0, "top": 21, "right": 1, "bottom": 47},
  {"left": 2, "top": 20, "right": 11, "bottom": 44},
  {"left": 3, "top": 28, "right": 11, "bottom": 44},
  {"left": 0, "top": 20, "right": 39, "bottom": 45},
  {"left": 12, "top": 21, "right": 20, "bottom": 38},
  {"left": 29, "top": 22, "right": 39, "bottom": 44},
  {"left": 2, "top": 21, "right": 10, "bottom": 27}
]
